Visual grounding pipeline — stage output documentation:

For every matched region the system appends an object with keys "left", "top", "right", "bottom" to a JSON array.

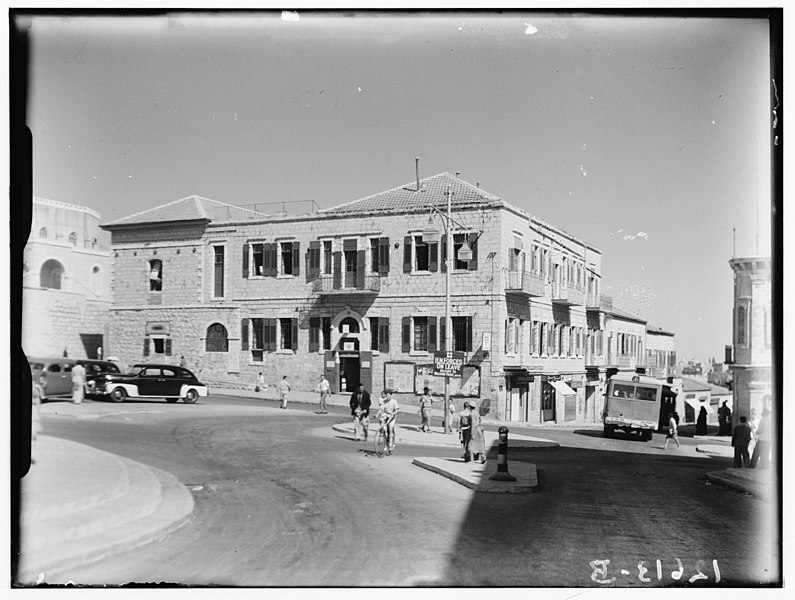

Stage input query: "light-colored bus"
[{"left": 602, "top": 374, "right": 676, "bottom": 441}]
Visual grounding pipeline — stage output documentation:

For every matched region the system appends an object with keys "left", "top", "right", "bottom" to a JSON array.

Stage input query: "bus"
[{"left": 602, "top": 374, "right": 677, "bottom": 441}]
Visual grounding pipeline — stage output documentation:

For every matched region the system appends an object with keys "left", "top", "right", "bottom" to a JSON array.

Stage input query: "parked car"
[
  {"left": 28, "top": 357, "right": 76, "bottom": 401},
  {"left": 93, "top": 364, "right": 209, "bottom": 403},
  {"left": 28, "top": 357, "right": 123, "bottom": 401}
]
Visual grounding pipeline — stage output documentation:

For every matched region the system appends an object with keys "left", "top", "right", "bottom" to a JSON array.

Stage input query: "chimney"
[
  {"left": 415, "top": 156, "right": 420, "bottom": 191},
  {"left": 456, "top": 172, "right": 461, "bottom": 178}
]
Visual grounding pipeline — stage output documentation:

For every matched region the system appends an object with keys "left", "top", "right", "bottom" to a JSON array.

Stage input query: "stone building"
[
  {"left": 100, "top": 172, "right": 673, "bottom": 423},
  {"left": 22, "top": 197, "right": 112, "bottom": 358},
  {"left": 645, "top": 325, "right": 677, "bottom": 379},
  {"left": 728, "top": 257, "right": 772, "bottom": 426}
]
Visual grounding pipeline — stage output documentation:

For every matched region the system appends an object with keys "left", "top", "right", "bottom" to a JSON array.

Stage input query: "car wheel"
[
  {"left": 111, "top": 387, "right": 127, "bottom": 403},
  {"left": 183, "top": 389, "right": 198, "bottom": 404},
  {"left": 166, "top": 397, "right": 179, "bottom": 404},
  {"left": 603, "top": 424, "right": 614, "bottom": 438}
]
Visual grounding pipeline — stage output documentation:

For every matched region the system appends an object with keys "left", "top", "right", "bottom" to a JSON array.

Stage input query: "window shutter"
[
  {"left": 292, "top": 241, "right": 301, "bottom": 276},
  {"left": 428, "top": 317, "right": 437, "bottom": 353},
  {"left": 379, "top": 237, "right": 390, "bottom": 275},
  {"left": 466, "top": 317, "right": 473, "bottom": 351},
  {"left": 468, "top": 233, "right": 478, "bottom": 270},
  {"left": 508, "top": 247, "right": 515, "bottom": 271},
  {"left": 265, "top": 244, "right": 277, "bottom": 277},
  {"left": 333, "top": 252, "right": 342, "bottom": 290},
  {"left": 357, "top": 250, "right": 366, "bottom": 288},
  {"left": 242, "top": 243, "right": 249, "bottom": 278},
  {"left": 308, "top": 241, "right": 320, "bottom": 282},
  {"left": 440, "top": 237, "right": 447, "bottom": 272},
  {"left": 265, "top": 319, "right": 276, "bottom": 352},
  {"left": 143, "top": 338, "right": 150, "bottom": 357},
  {"left": 165, "top": 338, "right": 172, "bottom": 356},
  {"left": 402, "top": 316, "right": 411, "bottom": 353},
  {"left": 379, "top": 317, "right": 390, "bottom": 353},
  {"left": 292, "top": 318, "right": 299, "bottom": 352},
  {"left": 309, "top": 317, "right": 319, "bottom": 352},
  {"left": 403, "top": 236, "right": 412, "bottom": 273},
  {"left": 429, "top": 242, "right": 438, "bottom": 272},
  {"left": 440, "top": 318, "right": 446, "bottom": 352},
  {"left": 241, "top": 319, "right": 249, "bottom": 351}
]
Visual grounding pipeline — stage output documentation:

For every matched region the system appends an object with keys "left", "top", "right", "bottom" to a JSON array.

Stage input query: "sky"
[{"left": 17, "top": 10, "right": 775, "bottom": 365}]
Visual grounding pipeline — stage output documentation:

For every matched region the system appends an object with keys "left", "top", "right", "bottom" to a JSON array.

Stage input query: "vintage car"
[
  {"left": 93, "top": 363, "right": 209, "bottom": 403},
  {"left": 29, "top": 357, "right": 123, "bottom": 401}
]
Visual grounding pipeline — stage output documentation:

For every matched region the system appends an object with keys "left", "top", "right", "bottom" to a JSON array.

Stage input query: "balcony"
[
  {"left": 312, "top": 274, "right": 381, "bottom": 295},
  {"left": 551, "top": 283, "right": 585, "bottom": 306},
  {"left": 505, "top": 270, "right": 545, "bottom": 297},
  {"left": 586, "top": 293, "right": 612, "bottom": 312}
]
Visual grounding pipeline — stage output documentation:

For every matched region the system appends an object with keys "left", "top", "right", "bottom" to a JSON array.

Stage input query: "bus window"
[
  {"left": 635, "top": 386, "right": 658, "bottom": 401},
  {"left": 613, "top": 383, "right": 634, "bottom": 398}
]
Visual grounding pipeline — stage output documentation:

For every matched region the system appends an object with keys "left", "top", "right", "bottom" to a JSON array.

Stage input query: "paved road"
[{"left": 37, "top": 394, "right": 775, "bottom": 586}]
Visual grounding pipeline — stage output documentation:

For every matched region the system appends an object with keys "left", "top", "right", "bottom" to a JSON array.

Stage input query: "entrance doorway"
[
  {"left": 339, "top": 354, "right": 360, "bottom": 393},
  {"left": 541, "top": 380, "right": 556, "bottom": 422}
]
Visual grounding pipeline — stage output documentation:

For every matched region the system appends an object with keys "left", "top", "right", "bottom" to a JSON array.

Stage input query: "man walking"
[
  {"left": 732, "top": 416, "right": 753, "bottom": 468},
  {"left": 749, "top": 408, "right": 771, "bottom": 469},
  {"left": 316, "top": 374, "right": 331, "bottom": 414},
  {"left": 278, "top": 375, "right": 291, "bottom": 409},
  {"left": 350, "top": 383, "right": 371, "bottom": 441},
  {"left": 71, "top": 362, "right": 86, "bottom": 404}
]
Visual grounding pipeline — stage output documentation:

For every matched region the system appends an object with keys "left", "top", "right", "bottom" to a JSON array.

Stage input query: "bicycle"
[{"left": 374, "top": 415, "right": 396, "bottom": 458}]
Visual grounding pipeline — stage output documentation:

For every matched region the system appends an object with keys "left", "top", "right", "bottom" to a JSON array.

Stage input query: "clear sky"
[{"left": 20, "top": 10, "right": 774, "bottom": 364}]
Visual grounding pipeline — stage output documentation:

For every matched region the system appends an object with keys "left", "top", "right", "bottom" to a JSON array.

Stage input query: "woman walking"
[
  {"left": 467, "top": 401, "right": 487, "bottom": 464},
  {"left": 419, "top": 387, "right": 434, "bottom": 433},
  {"left": 663, "top": 411, "right": 680, "bottom": 450}
]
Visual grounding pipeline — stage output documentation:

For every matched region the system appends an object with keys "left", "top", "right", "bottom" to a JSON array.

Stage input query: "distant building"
[
  {"left": 22, "top": 197, "right": 112, "bottom": 358},
  {"left": 728, "top": 257, "right": 772, "bottom": 425},
  {"left": 645, "top": 325, "right": 676, "bottom": 379},
  {"left": 680, "top": 377, "right": 732, "bottom": 425}
]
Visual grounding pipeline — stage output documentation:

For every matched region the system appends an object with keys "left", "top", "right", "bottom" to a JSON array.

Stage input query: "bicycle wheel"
[{"left": 374, "top": 430, "right": 386, "bottom": 458}]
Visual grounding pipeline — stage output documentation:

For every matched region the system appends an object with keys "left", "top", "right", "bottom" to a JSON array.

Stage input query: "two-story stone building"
[{"left": 100, "top": 172, "right": 672, "bottom": 424}]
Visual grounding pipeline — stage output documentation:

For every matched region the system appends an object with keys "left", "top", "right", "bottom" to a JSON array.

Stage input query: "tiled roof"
[
  {"left": 320, "top": 172, "right": 503, "bottom": 215},
  {"left": 682, "top": 377, "right": 712, "bottom": 392},
  {"left": 647, "top": 325, "right": 675, "bottom": 336},
  {"left": 605, "top": 304, "right": 647, "bottom": 324},
  {"left": 102, "top": 195, "right": 266, "bottom": 228}
]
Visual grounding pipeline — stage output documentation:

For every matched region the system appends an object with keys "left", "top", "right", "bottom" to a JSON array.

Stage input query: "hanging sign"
[{"left": 433, "top": 351, "right": 465, "bottom": 377}]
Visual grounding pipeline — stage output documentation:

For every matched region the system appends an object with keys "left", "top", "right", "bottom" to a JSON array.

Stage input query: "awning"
[
  {"left": 685, "top": 397, "right": 714, "bottom": 414},
  {"left": 550, "top": 380, "right": 576, "bottom": 396}
]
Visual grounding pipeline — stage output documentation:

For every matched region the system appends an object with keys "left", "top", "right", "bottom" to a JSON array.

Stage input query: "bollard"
[{"left": 489, "top": 425, "right": 517, "bottom": 481}]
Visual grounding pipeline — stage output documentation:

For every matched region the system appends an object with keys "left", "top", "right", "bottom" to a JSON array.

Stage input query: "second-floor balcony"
[
  {"left": 505, "top": 270, "right": 545, "bottom": 297},
  {"left": 312, "top": 274, "right": 381, "bottom": 295},
  {"left": 551, "top": 283, "right": 585, "bottom": 306}
]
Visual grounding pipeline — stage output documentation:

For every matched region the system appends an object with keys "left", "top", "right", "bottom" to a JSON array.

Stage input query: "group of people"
[
  {"left": 349, "top": 383, "right": 399, "bottom": 454},
  {"left": 731, "top": 407, "right": 772, "bottom": 469}
]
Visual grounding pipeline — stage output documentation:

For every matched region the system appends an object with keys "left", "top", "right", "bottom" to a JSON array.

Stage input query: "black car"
[
  {"left": 93, "top": 363, "right": 209, "bottom": 403},
  {"left": 80, "top": 360, "right": 122, "bottom": 397}
]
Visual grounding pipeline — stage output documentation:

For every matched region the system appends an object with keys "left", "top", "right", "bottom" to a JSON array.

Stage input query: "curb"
[{"left": 412, "top": 457, "right": 538, "bottom": 493}]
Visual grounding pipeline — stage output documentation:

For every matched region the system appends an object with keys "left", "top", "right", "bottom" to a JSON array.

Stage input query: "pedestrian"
[
  {"left": 663, "top": 411, "right": 680, "bottom": 450},
  {"left": 315, "top": 374, "right": 331, "bottom": 414},
  {"left": 749, "top": 408, "right": 771, "bottom": 469},
  {"left": 278, "top": 375, "right": 291, "bottom": 409},
  {"left": 717, "top": 401, "right": 732, "bottom": 436},
  {"left": 255, "top": 372, "right": 266, "bottom": 393},
  {"left": 447, "top": 398, "right": 457, "bottom": 433},
  {"left": 732, "top": 415, "right": 753, "bottom": 468},
  {"left": 458, "top": 402, "right": 473, "bottom": 462},
  {"left": 96, "top": 346, "right": 103, "bottom": 360},
  {"left": 350, "top": 383, "right": 371, "bottom": 441},
  {"left": 62, "top": 347, "right": 68, "bottom": 358},
  {"left": 71, "top": 361, "right": 86, "bottom": 404},
  {"left": 375, "top": 389, "right": 400, "bottom": 453},
  {"left": 695, "top": 406, "right": 708, "bottom": 436},
  {"left": 419, "top": 387, "right": 435, "bottom": 432},
  {"left": 468, "top": 400, "right": 486, "bottom": 464},
  {"left": 179, "top": 355, "right": 187, "bottom": 367}
]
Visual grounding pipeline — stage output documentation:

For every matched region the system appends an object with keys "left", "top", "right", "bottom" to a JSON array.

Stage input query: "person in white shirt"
[
  {"left": 750, "top": 408, "right": 772, "bottom": 469},
  {"left": 316, "top": 374, "right": 331, "bottom": 414},
  {"left": 277, "top": 375, "right": 291, "bottom": 409},
  {"left": 71, "top": 363, "right": 86, "bottom": 404},
  {"left": 376, "top": 390, "right": 400, "bottom": 452}
]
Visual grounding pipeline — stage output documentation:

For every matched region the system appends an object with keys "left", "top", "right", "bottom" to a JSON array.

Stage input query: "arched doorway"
[{"left": 338, "top": 317, "right": 361, "bottom": 392}]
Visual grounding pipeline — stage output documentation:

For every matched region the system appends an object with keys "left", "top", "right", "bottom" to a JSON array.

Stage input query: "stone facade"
[{"left": 22, "top": 197, "right": 112, "bottom": 358}]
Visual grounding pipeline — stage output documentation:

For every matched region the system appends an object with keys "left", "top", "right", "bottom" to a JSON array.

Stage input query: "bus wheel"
[{"left": 603, "top": 425, "right": 614, "bottom": 438}]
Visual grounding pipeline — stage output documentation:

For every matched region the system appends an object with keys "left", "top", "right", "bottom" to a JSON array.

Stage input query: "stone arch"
[{"left": 40, "top": 259, "right": 64, "bottom": 289}]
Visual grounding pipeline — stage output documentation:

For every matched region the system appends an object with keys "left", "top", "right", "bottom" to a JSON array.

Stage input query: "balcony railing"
[
  {"left": 312, "top": 275, "right": 381, "bottom": 295},
  {"left": 505, "top": 270, "right": 545, "bottom": 297},
  {"left": 586, "top": 293, "right": 613, "bottom": 311},
  {"left": 551, "top": 283, "right": 585, "bottom": 306},
  {"left": 607, "top": 354, "right": 634, "bottom": 368}
]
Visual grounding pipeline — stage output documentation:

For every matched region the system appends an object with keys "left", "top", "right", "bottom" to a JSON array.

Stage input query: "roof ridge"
[{"left": 104, "top": 196, "right": 199, "bottom": 225}]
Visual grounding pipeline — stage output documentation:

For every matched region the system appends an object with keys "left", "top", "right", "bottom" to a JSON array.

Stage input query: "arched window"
[
  {"left": 38, "top": 227, "right": 48, "bottom": 238},
  {"left": 206, "top": 323, "right": 229, "bottom": 352},
  {"left": 737, "top": 305, "right": 746, "bottom": 345},
  {"left": 40, "top": 259, "right": 64, "bottom": 289},
  {"left": 339, "top": 317, "right": 359, "bottom": 334},
  {"left": 68, "top": 232, "right": 78, "bottom": 246},
  {"left": 149, "top": 259, "right": 162, "bottom": 291}
]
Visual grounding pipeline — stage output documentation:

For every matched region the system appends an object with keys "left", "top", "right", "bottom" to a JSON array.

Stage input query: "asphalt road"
[{"left": 37, "top": 394, "right": 776, "bottom": 587}]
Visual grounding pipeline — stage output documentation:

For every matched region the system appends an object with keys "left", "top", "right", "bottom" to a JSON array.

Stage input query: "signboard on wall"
[
  {"left": 146, "top": 322, "right": 170, "bottom": 335},
  {"left": 384, "top": 362, "right": 416, "bottom": 393}
]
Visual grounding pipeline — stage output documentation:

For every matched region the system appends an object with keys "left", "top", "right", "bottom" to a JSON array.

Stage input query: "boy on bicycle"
[{"left": 376, "top": 390, "right": 400, "bottom": 453}]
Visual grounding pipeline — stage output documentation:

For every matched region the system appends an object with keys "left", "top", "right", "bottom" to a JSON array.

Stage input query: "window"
[
  {"left": 248, "top": 318, "right": 277, "bottom": 360},
  {"left": 252, "top": 243, "right": 265, "bottom": 275},
  {"left": 143, "top": 337, "right": 172, "bottom": 356},
  {"left": 505, "top": 318, "right": 519, "bottom": 354},
  {"left": 213, "top": 247, "right": 224, "bottom": 297},
  {"left": 323, "top": 241, "right": 332, "bottom": 275},
  {"left": 370, "top": 239, "right": 380, "bottom": 273},
  {"left": 413, "top": 316, "right": 429, "bottom": 351},
  {"left": 68, "top": 232, "right": 78, "bottom": 246},
  {"left": 280, "top": 242, "right": 294, "bottom": 275},
  {"left": 309, "top": 317, "right": 321, "bottom": 352},
  {"left": 339, "top": 316, "right": 359, "bottom": 334},
  {"left": 531, "top": 245, "right": 539, "bottom": 273},
  {"left": 531, "top": 321, "right": 538, "bottom": 354},
  {"left": 369, "top": 317, "right": 380, "bottom": 350},
  {"left": 737, "top": 305, "right": 747, "bottom": 345},
  {"left": 40, "top": 259, "right": 64, "bottom": 289},
  {"left": 280, "top": 318, "right": 297, "bottom": 351},
  {"left": 414, "top": 236, "right": 429, "bottom": 271},
  {"left": 38, "top": 227, "right": 48, "bottom": 238},
  {"left": 206, "top": 323, "right": 229, "bottom": 352},
  {"left": 149, "top": 259, "right": 162, "bottom": 291},
  {"left": 451, "top": 316, "right": 473, "bottom": 352}
]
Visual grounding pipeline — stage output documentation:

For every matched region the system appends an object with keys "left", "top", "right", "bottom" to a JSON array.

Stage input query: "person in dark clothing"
[
  {"left": 717, "top": 401, "right": 732, "bottom": 436},
  {"left": 732, "top": 416, "right": 753, "bottom": 468},
  {"left": 458, "top": 403, "right": 473, "bottom": 462},
  {"left": 695, "top": 406, "right": 708, "bottom": 436},
  {"left": 349, "top": 383, "right": 372, "bottom": 442}
]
